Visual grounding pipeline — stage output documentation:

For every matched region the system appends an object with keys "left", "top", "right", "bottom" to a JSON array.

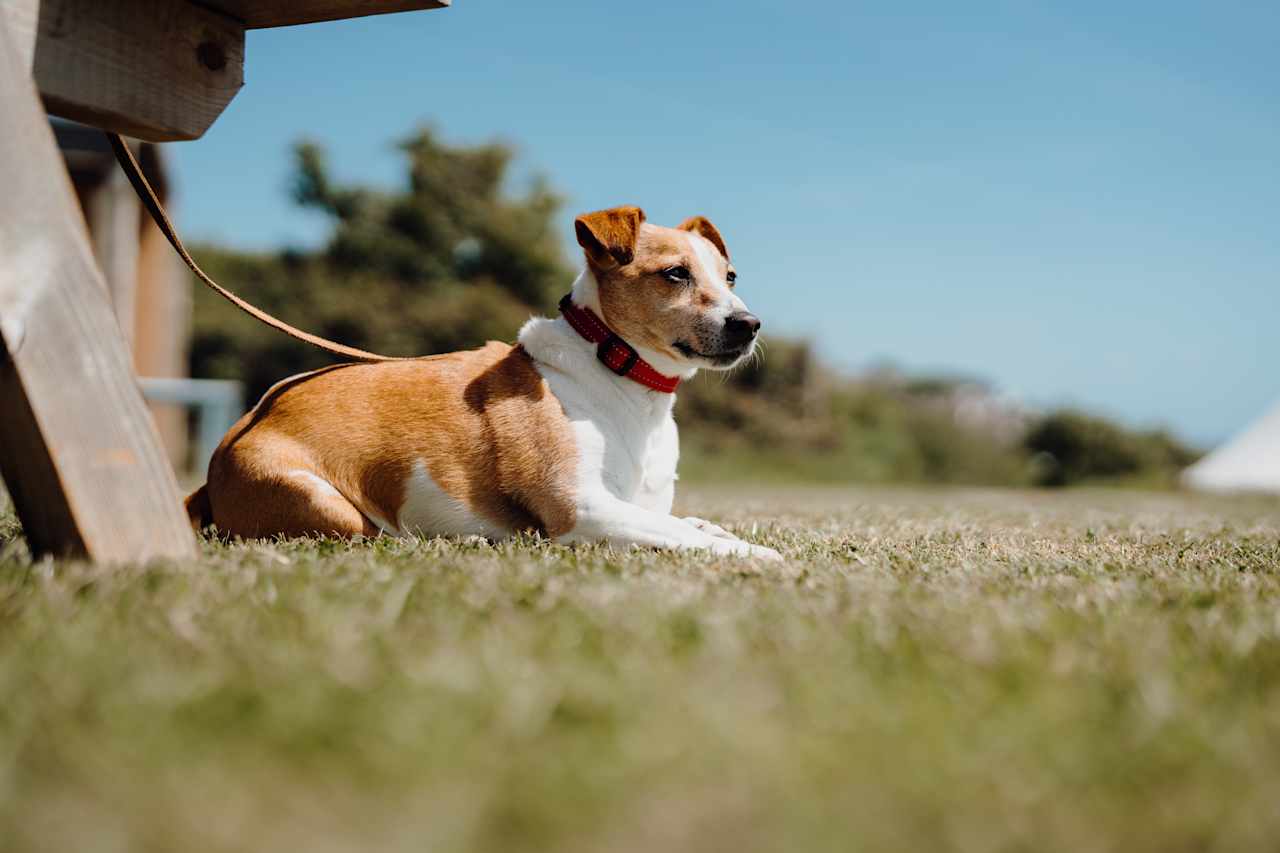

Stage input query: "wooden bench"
[{"left": 0, "top": 0, "right": 449, "bottom": 562}]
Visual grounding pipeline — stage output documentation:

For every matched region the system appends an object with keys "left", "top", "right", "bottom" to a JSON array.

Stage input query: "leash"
[{"left": 106, "top": 132, "right": 404, "bottom": 363}]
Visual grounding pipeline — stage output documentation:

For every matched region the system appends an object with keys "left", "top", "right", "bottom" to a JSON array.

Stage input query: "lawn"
[{"left": 1, "top": 485, "right": 1278, "bottom": 852}]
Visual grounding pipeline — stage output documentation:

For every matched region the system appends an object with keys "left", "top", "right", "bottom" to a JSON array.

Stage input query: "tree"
[{"left": 190, "top": 128, "right": 573, "bottom": 402}]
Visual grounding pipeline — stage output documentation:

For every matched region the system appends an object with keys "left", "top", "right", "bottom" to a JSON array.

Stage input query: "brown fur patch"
[
  {"left": 203, "top": 344, "right": 578, "bottom": 540},
  {"left": 575, "top": 206, "right": 646, "bottom": 270}
]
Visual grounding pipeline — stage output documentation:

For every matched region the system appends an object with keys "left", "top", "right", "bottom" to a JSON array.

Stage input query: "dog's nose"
[{"left": 724, "top": 311, "right": 762, "bottom": 344}]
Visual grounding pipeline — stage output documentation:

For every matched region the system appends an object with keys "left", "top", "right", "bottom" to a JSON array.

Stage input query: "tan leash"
[{"left": 107, "top": 132, "right": 405, "bottom": 363}]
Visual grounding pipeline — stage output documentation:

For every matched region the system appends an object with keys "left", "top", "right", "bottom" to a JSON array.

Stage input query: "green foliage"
[
  {"left": 1025, "top": 409, "right": 1201, "bottom": 487},
  {"left": 191, "top": 128, "right": 572, "bottom": 402},
  {"left": 677, "top": 349, "right": 1033, "bottom": 486},
  {"left": 678, "top": 347, "right": 1200, "bottom": 488}
]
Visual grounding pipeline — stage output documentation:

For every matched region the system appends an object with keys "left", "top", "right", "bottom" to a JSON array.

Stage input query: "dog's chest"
[
  {"left": 538, "top": 368, "right": 677, "bottom": 504},
  {"left": 594, "top": 409, "right": 677, "bottom": 503},
  {"left": 576, "top": 397, "right": 675, "bottom": 492},
  {"left": 634, "top": 415, "right": 679, "bottom": 506}
]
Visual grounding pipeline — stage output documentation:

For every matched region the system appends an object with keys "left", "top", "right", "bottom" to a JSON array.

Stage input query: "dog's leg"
[
  {"left": 563, "top": 495, "right": 780, "bottom": 560},
  {"left": 210, "top": 463, "right": 379, "bottom": 540}
]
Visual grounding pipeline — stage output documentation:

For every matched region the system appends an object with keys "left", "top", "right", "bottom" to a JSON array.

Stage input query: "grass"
[{"left": 1, "top": 485, "right": 1279, "bottom": 852}]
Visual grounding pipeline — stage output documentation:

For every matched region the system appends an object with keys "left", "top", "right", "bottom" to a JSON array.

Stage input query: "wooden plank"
[
  {"left": 0, "top": 0, "right": 244, "bottom": 142},
  {"left": 204, "top": 0, "right": 448, "bottom": 30},
  {"left": 0, "top": 17, "right": 196, "bottom": 563}
]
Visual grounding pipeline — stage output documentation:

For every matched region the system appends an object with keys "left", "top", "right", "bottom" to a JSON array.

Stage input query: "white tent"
[{"left": 1183, "top": 401, "right": 1280, "bottom": 494}]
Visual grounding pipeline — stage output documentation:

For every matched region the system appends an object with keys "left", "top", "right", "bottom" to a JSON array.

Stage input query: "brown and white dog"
[{"left": 186, "top": 206, "right": 781, "bottom": 559}]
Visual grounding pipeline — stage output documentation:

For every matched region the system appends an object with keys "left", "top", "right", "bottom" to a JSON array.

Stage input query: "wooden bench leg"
[{"left": 0, "top": 19, "right": 195, "bottom": 563}]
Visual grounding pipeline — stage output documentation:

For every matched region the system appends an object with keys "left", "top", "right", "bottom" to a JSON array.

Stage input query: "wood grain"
[
  {"left": 0, "top": 0, "right": 244, "bottom": 141},
  {"left": 205, "top": 0, "right": 448, "bottom": 29},
  {"left": 0, "top": 16, "right": 196, "bottom": 562}
]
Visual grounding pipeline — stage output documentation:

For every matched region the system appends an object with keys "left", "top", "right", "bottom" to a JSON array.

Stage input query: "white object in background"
[{"left": 1183, "top": 401, "right": 1280, "bottom": 494}]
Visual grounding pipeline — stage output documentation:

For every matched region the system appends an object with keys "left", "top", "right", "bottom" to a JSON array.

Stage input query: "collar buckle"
[
  {"left": 558, "top": 293, "right": 680, "bottom": 393},
  {"left": 597, "top": 334, "right": 640, "bottom": 377}
]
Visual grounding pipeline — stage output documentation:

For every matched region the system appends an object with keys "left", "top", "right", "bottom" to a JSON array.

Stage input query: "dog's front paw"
[
  {"left": 746, "top": 543, "right": 783, "bottom": 562},
  {"left": 683, "top": 516, "right": 741, "bottom": 541},
  {"left": 709, "top": 538, "right": 783, "bottom": 562}
]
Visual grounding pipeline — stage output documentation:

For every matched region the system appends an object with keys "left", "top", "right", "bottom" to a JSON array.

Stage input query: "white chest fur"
[{"left": 518, "top": 315, "right": 681, "bottom": 514}]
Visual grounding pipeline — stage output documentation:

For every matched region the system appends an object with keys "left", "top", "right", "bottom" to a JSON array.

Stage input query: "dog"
[{"left": 185, "top": 206, "right": 781, "bottom": 560}]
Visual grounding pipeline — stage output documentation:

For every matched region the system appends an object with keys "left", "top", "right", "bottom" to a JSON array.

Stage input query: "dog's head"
[{"left": 575, "top": 206, "right": 760, "bottom": 371}]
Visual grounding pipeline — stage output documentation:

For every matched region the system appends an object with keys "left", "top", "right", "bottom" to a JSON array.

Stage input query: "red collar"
[{"left": 558, "top": 294, "right": 682, "bottom": 394}]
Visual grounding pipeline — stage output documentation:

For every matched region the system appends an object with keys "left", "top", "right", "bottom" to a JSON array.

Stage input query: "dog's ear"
[
  {"left": 678, "top": 216, "right": 729, "bottom": 260},
  {"left": 575, "top": 206, "right": 646, "bottom": 270}
]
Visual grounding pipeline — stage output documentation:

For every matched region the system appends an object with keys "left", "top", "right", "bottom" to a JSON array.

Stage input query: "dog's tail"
[{"left": 184, "top": 484, "right": 213, "bottom": 531}]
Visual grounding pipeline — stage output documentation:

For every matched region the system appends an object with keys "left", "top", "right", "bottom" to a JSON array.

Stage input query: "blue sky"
[{"left": 171, "top": 0, "right": 1279, "bottom": 447}]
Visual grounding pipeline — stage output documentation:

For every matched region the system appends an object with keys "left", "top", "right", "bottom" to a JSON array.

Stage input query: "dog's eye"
[
  {"left": 726, "top": 271, "right": 737, "bottom": 287},
  {"left": 663, "top": 265, "right": 691, "bottom": 283}
]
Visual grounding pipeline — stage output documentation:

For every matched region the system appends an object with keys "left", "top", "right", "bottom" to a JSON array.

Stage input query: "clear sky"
[{"left": 171, "top": 0, "right": 1279, "bottom": 447}]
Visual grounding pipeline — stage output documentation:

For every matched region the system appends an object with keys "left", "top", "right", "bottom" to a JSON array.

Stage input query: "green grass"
[{"left": 2, "top": 486, "right": 1279, "bottom": 852}]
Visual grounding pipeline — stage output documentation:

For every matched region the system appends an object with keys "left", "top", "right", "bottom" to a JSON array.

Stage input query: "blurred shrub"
[
  {"left": 675, "top": 350, "right": 1034, "bottom": 486},
  {"left": 1024, "top": 410, "right": 1199, "bottom": 487}
]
